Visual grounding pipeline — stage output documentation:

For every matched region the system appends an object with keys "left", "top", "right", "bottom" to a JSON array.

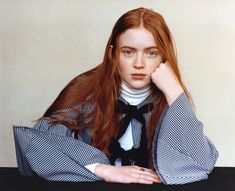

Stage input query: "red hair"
[{"left": 43, "top": 8, "right": 192, "bottom": 167}]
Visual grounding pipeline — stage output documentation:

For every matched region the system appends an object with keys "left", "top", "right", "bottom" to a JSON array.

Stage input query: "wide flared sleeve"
[
  {"left": 152, "top": 92, "right": 219, "bottom": 185},
  {"left": 13, "top": 119, "right": 110, "bottom": 182}
]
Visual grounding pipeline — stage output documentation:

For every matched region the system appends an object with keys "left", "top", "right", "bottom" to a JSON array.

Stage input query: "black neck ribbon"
[{"left": 109, "top": 100, "right": 153, "bottom": 167}]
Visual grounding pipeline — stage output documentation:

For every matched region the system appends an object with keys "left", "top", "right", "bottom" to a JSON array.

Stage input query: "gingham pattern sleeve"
[
  {"left": 153, "top": 92, "right": 219, "bottom": 185},
  {"left": 13, "top": 119, "right": 110, "bottom": 182}
]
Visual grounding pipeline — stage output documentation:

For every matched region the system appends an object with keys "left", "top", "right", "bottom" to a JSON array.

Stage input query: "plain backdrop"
[{"left": 0, "top": 0, "right": 235, "bottom": 167}]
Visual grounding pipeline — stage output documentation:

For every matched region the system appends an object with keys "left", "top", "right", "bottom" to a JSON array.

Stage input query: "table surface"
[{"left": 1, "top": 167, "right": 234, "bottom": 191}]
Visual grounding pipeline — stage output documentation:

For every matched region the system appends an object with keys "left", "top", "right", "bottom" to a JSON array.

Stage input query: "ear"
[{"left": 108, "top": 45, "right": 113, "bottom": 60}]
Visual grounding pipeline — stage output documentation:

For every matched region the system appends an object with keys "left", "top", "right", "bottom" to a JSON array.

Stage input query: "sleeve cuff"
[{"left": 85, "top": 163, "right": 99, "bottom": 174}]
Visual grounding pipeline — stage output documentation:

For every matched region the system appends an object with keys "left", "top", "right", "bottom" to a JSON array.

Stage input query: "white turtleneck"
[
  {"left": 85, "top": 81, "right": 151, "bottom": 171},
  {"left": 120, "top": 81, "right": 151, "bottom": 106}
]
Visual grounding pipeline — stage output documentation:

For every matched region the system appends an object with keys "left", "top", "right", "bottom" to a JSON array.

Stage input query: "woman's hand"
[
  {"left": 94, "top": 164, "right": 161, "bottom": 184},
  {"left": 151, "top": 61, "right": 184, "bottom": 105}
]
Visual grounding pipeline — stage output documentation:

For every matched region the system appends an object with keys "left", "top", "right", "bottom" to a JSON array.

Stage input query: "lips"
[{"left": 131, "top": 73, "right": 146, "bottom": 79}]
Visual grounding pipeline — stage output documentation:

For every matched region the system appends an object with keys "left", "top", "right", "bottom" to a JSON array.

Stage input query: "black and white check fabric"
[{"left": 13, "top": 92, "right": 218, "bottom": 184}]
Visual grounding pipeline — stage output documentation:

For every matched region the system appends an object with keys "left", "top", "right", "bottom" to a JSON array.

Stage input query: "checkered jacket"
[{"left": 13, "top": 92, "right": 218, "bottom": 184}]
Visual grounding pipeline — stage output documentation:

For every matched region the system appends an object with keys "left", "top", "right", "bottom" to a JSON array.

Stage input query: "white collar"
[{"left": 120, "top": 81, "right": 151, "bottom": 106}]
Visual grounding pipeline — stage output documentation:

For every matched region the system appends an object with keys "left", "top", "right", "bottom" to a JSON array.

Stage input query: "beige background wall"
[{"left": 0, "top": 0, "right": 234, "bottom": 167}]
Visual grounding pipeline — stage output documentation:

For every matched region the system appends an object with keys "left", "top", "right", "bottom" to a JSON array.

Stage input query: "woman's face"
[{"left": 117, "top": 27, "right": 163, "bottom": 89}]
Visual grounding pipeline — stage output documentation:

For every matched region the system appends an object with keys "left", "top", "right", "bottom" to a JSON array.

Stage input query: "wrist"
[
  {"left": 165, "top": 86, "right": 184, "bottom": 106},
  {"left": 94, "top": 164, "right": 111, "bottom": 181}
]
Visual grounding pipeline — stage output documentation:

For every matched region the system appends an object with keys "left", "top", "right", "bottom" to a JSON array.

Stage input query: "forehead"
[{"left": 118, "top": 27, "right": 157, "bottom": 48}]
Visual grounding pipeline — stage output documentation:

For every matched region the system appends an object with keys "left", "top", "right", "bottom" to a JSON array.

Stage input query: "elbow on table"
[
  {"left": 157, "top": 155, "right": 219, "bottom": 185},
  {"left": 159, "top": 170, "right": 209, "bottom": 185},
  {"left": 155, "top": 139, "right": 219, "bottom": 185}
]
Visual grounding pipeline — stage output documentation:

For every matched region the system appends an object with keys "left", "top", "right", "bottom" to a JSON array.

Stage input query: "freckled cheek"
[
  {"left": 118, "top": 60, "right": 127, "bottom": 71},
  {"left": 146, "top": 61, "right": 160, "bottom": 73},
  {"left": 118, "top": 58, "right": 132, "bottom": 73},
  {"left": 117, "top": 65, "right": 128, "bottom": 80}
]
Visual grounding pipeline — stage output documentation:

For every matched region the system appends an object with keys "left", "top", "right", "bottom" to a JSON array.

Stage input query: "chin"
[{"left": 128, "top": 82, "right": 149, "bottom": 90}]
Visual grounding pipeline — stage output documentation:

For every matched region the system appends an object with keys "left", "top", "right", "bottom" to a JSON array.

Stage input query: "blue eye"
[
  {"left": 146, "top": 50, "right": 158, "bottom": 57},
  {"left": 122, "top": 49, "right": 134, "bottom": 57}
]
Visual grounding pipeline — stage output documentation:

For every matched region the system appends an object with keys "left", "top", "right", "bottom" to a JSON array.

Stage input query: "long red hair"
[{"left": 42, "top": 7, "right": 192, "bottom": 165}]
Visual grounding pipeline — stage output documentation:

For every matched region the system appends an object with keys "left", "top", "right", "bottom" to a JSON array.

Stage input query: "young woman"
[{"left": 13, "top": 7, "right": 218, "bottom": 185}]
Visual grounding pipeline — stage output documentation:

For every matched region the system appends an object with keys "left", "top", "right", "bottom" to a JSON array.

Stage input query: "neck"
[{"left": 120, "top": 81, "right": 151, "bottom": 105}]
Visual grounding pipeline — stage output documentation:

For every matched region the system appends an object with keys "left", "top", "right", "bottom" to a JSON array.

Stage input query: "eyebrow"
[{"left": 119, "top": 46, "right": 158, "bottom": 50}]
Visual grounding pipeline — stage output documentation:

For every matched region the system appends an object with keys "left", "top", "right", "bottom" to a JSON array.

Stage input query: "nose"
[{"left": 133, "top": 53, "right": 144, "bottom": 69}]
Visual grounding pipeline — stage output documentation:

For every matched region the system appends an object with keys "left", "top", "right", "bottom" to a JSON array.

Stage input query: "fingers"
[
  {"left": 140, "top": 168, "right": 161, "bottom": 183},
  {"left": 137, "top": 178, "right": 155, "bottom": 184},
  {"left": 133, "top": 167, "right": 161, "bottom": 184},
  {"left": 155, "top": 61, "right": 170, "bottom": 71},
  {"left": 137, "top": 172, "right": 161, "bottom": 184},
  {"left": 101, "top": 165, "right": 161, "bottom": 184},
  {"left": 164, "top": 60, "right": 170, "bottom": 67}
]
